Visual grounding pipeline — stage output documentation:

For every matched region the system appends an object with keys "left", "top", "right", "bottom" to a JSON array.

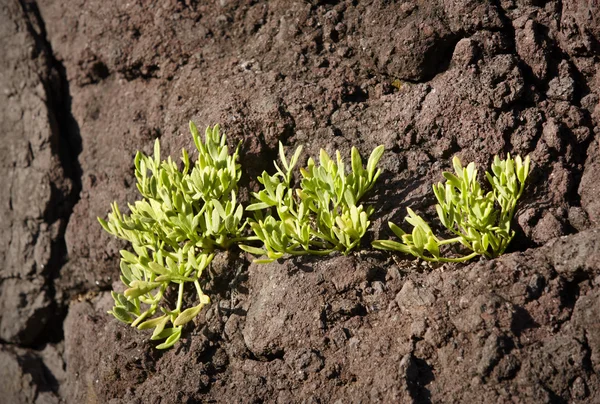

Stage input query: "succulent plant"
[
  {"left": 241, "top": 142, "right": 384, "bottom": 262},
  {"left": 98, "top": 122, "right": 250, "bottom": 348},
  {"left": 373, "top": 154, "right": 530, "bottom": 262}
]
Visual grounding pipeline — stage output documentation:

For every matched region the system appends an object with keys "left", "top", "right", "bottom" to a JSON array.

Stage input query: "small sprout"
[
  {"left": 98, "top": 122, "right": 252, "bottom": 349},
  {"left": 241, "top": 143, "right": 384, "bottom": 262},
  {"left": 373, "top": 154, "right": 530, "bottom": 262}
]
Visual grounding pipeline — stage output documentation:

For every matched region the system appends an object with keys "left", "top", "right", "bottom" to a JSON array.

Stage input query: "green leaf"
[
  {"left": 173, "top": 304, "right": 205, "bottom": 326},
  {"left": 432, "top": 183, "right": 445, "bottom": 206},
  {"left": 156, "top": 329, "right": 182, "bottom": 349},
  {"left": 153, "top": 138, "right": 161, "bottom": 168},
  {"left": 152, "top": 326, "right": 179, "bottom": 341},
  {"left": 97, "top": 217, "right": 111, "bottom": 234},
  {"left": 124, "top": 281, "right": 162, "bottom": 299},
  {"left": 366, "top": 145, "right": 384, "bottom": 180},
  {"left": 150, "top": 318, "right": 170, "bottom": 339},
  {"left": 412, "top": 225, "right": 426, "bottom": 249},
  {"left": 109, "top": 307, "right": 133, "bottom": 324},
  {"left": 343, "top": 189, "right": 356, "bottom": 207},
  {"left": 372, "top": 240, "right": 414, "bottom": 254},
  {"left": 466, "top": 162, "right": 476, "bottom": 182},
  {"left": 482, "top": 232, "right": 490, "bottom": 251},
  {"left": 137, "top": 315, "right": 168, "bottom": 330},
  {"left": 190, "top": 121, "right": 200, "bottom": 145},
  {"left": 111, "top": 291, "right": 121, "bottom": 304},
  {"left": 246, "top": 202, "right": 271, "bottom": 211},
  {"left": 405, "top": 208, "right": 432, "bottom": 234},
  {"left": 254, "top": 258, "right": 276, "bottom": 264},
  {"left": 350, "top": 205, "right": 359, "bottom": 227},
  {"left": 211, "top": 207, "right": 220, "bottom": 233},
  {"left": 148, "top": 262, "right": 168, "bottom": 275},
  {"left": 389, "top": 222, "right": 406, "bottom": 238},
  {"left": 443, "top": 172, "right": 461, "bottom": 188},
  {"left": 351, "top": 147, "right": 362, "bottom": 175},
  {"left": 320, "top": 149, "right": 332, "bottom": 169},
  {"left": 452, "top": 156, "right": 463, "bottom": 177},
  {"left": 212, "top": 199, "right": 226, "bottom": 218},
  {"left": 119, "top": 261, "right": 134, "bottom": 284},
  {"left": 436, "top": 205, "right": 448, "bottom": 228},
  {"left": 425, "top": 236, "right": 440, "bottom": 257},
  {"left": 278, "top": 142, "right": 289, "bottom": 170},
  {"left": 289, "top": 145, "right": 303, "bottom": 170},
  {"left": 120, "top": 250, "right": 138, "bottom": 264},
  {"left": 239, "top": 244, "right": 267, "bottom": 255}
]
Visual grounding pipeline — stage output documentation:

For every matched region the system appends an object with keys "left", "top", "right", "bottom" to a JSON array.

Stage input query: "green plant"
[
  {"left": 241, "top": 142, "right": 384, "bottom": 262},
  {"left": 373, "top": 154, "right": 530, "bottom": 262},
  {"left": 98, "top": 122, "right": 252, "bottom": 348}
]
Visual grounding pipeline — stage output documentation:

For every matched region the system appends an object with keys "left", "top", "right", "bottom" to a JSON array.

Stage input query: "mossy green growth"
[
  {"left": 373, "top": 154, "right": 530, "bottom": 262},
  {"left": 241, "top": 143, "right": 384, "bottom": 263},
  {"left": 98, "top": 122, "right": 251, "bottom": 349}
]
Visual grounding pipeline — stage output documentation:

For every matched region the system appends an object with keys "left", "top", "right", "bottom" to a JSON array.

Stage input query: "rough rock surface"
[
  {"left": 63, "top": 231, "right": 600, "bottom": 403},
  {"left": 0, "top": 0, "right": 77, "bottom": 345},
  {"left": 1, "top": 0, "right": 599, "bottom": 402}
]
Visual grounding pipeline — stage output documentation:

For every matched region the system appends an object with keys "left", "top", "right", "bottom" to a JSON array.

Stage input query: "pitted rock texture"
[
  {"left": 62, "top": 231, "right": 600, "bottom": 403},
  {"left": 1, "top": 0, "right": 599, "bottom": 402}
]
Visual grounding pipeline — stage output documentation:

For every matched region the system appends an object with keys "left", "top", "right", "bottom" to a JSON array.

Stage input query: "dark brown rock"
[
  {"left": 0, "top": 0, "right": 75, "bottom": 344},
  {"left": 0, "top": 344, "right": 63, "bottom": 403}
]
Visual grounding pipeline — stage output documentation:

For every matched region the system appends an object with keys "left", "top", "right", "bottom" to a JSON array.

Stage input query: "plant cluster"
[
  {"left": 240, "top": 143, "right": 384, "bottom": 262},
  {"left": 98, "top": 123, "right": 250, "bottom": 348},
  {"left": 373, "top": 154, "right": 530, "bottom": 262},
  {"left": 100, "top": 120, "right": 531, "bottom": 350}
]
